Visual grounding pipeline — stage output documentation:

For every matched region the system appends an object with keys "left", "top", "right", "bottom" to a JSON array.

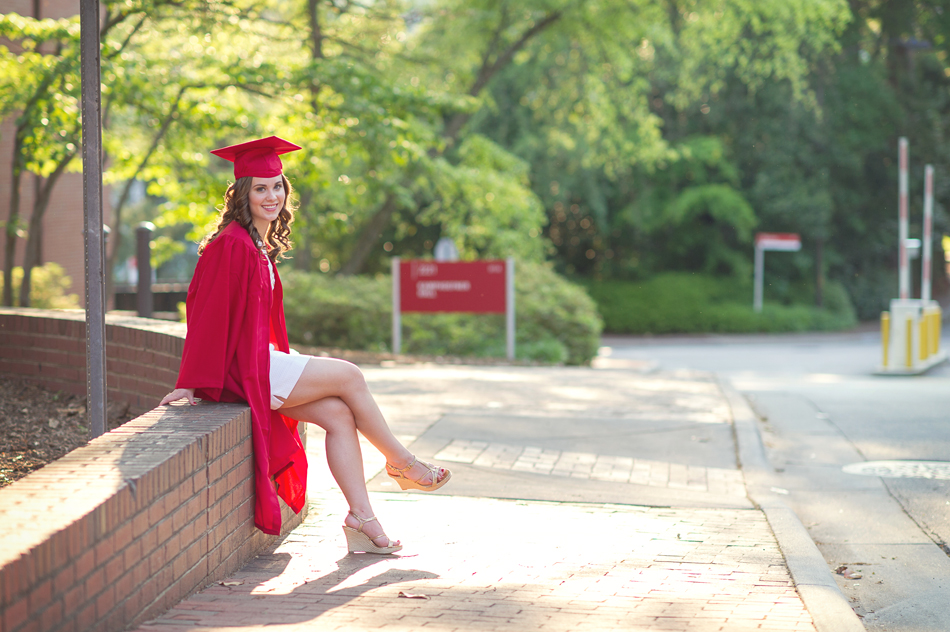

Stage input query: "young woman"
[{"left": 159, "top": 136, "right": 450, "bottom": 554}]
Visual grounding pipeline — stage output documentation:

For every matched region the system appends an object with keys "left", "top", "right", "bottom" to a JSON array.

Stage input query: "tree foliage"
[{"left": 9, "top": 0, "right": 950, "bottom": 324}]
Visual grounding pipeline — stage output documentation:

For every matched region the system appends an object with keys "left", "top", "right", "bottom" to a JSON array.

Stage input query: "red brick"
[
  {"left": 39, "top": 598, "right": 64, "bottom": 631},
  {"left": 83, "top": 568, "right": 104, "bottom": 600},
  {"left": 147, "top": 548, "right": 165, "bottom": 577},
  {"left": 76, "top": 602, "right": 97, "bottom": 631},
  {"left": 156, "top": 517, "right": 173, "bottom": 546},
  {"left": 140, "top": 525, "right": 158, "bottom": 557},
  {"left": 3, "top": 597, "right": 28, "bottom": 631},
  {"left": 172, "top": 549, "right": 188, "bottom": 580},
  {"left": 95, "top": 585, "right": 115, "bottom": 619},
  {"left": 113, "top": 570, "right": 135, "bottom": 606},
  {"left": 113, "top": 522, "right": 133, "bottom": 552},
  {"left": 52, "top": 564, "right": 75, "bottom": 596},
  {"left": 131, "top": 512, "right": 149, "bottom": 539},
  {"left": 63, "top": 583, "right": 84, "bottom": 616},
  {"left": 26, "top": 578, "right": 51, "bottom": 617},
  {"left": 138, "top": 576, "right": 159, "bottom": 612},
  {"left": 122, "top": 539, "right": 142, "bottom": 570},
  {"left": 2, "top": 564, "right": 21, "bottom": 605},
  {"left": 93, "top": 536, "right": 113, "bottom": 568},
  {"left": 104, "top": 554, "right": 124, "bottom": 585}
]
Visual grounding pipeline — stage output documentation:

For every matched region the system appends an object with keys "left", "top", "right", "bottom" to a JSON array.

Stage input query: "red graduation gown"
[{"left": 176, "top": 221, "right": 307, "bottom": 535}]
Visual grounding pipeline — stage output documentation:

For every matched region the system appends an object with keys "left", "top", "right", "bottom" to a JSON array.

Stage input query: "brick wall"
[
  {"left": 0, "top": 308, "right": 308, "bottom": 632},
  {"left": 0, "top": 309, "right": 185, "bottom": 416}
]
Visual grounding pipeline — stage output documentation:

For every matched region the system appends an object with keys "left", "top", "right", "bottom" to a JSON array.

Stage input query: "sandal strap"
[
  {"left": 387, "top": 456, "right": 419, "bottom": 474},
  {"left": 387, "top": 456, "right": 447, "bottom": 487},
  {"left": 347, "top": 511, "right": 379, "bottom": 532},
  {"left": 348, "top": 512, "right": 392, "bottom": 547}
]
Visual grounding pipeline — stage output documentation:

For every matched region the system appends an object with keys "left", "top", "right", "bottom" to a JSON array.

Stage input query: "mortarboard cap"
[{"left": 210, "top": 136, "right": 302, "bottom": 180}]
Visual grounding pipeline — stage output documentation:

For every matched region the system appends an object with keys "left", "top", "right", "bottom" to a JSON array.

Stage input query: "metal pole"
[
  {"left": 899, "top": 137, "right": 910, "bottom": 299},
  {"left": 391, "top": 257, "right": 401, "bottom": 355},
  {"left": 505, "top": 257, "right": 515, "bottom": 360},
  {"left": 753, "top": 245, "right": 764, "bottom": 312},
  {"left": 81, "top": 0, "right": 106, "bottom": 438},
  {"left": 136, "top": 222, "right": 154, "bottom": 317},
  {"left": 922, "top": 165, "right": 934, "bottom": 302}
]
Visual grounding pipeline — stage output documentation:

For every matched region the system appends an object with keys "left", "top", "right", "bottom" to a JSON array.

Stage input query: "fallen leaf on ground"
[
  {"left": 398, "top": 591, "right": 429, "bottom": 600},
  {"left": 220, "top": 580, "right": 244, "bottom": 586},
  {"left": 834, "top": 566, "right": 863, "bottom": 580}
]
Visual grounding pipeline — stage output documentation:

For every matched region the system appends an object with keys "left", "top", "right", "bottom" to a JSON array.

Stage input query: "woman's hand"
[{"left": 160, "top": 388, "right": 196, "bottom": 406}]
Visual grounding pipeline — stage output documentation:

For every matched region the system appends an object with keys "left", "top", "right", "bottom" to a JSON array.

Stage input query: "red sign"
[
  {"left": 755, "top": 232, "right": 801, "bottom": 251},
  {"left": 399, "top": 260, "right": 507, "bottom": 313}
]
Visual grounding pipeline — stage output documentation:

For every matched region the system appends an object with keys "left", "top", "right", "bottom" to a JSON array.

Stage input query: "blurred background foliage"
[{"left": 3, "top": 0, "right": 950, "bottom": 362}]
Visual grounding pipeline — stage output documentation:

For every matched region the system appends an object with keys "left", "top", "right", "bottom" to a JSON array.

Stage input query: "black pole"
[
  {"left": 136, "top": 222, "right": 154, "bottom": 318},
  {"left": 81, "top": 0, "right": 107, "bottom": 438}
]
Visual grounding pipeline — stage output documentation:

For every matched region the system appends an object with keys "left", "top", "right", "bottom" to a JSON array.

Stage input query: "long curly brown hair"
[{"left": 198, "top": 175, "right": 296, "bottom": 263}]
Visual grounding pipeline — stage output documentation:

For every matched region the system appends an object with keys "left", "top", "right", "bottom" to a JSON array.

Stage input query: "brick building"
[{"left": 1, "top": 0, "right": 113, "bottom": 303}]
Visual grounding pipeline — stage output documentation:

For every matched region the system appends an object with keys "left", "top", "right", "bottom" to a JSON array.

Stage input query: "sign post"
[
  {"left": 899, "top": 137, "right": 910, "bottom": 299},
  {"left": 922, "top": 164, "right": 934, "bottom": 302},
  {"left": 753, "top": 233, "right": 801, "bottom": 312},
  {"left": 392, "top": 258, "right": 515, "bottom": 359},
  {"left": 81, "top": 0, "right": 107, "bottom": 438}
]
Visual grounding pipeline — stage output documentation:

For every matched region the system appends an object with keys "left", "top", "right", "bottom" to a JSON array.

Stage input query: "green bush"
[
  {"left": 585, "top": 272, "right": 857, "bottom": 334},
  {"left": 0, "top": 263, "right": 80, "bottom": 309},
  {"left": 280, "top": 261, "right": 603, "bottom": 365}
]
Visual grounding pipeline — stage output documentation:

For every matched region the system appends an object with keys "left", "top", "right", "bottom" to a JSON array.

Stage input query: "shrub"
[
  {"left": 280, "top": 261, "right": 603, "bottom": 365},
  {"left": 585, "top": 272, "right": 856, "bottom": 335},
  {"left": 0, "top": 263, "right": 80, "bottom": 309}
]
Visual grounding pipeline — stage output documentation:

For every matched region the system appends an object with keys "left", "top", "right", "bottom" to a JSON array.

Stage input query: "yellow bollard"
[
  {"left": 882, "top": 311, "right": 890, "bottom": 368},
  {"left": 938, "top": 307, "right": 943, "bottom": 354},
  {"left": 932, "top": 309, "right": 940, "bottom": 356},
  {"left": 920, "top": 316, "right": 929, "bottom": 361},
  {"left": 906, "top": 316, "right": 913, "bottom": 368}
]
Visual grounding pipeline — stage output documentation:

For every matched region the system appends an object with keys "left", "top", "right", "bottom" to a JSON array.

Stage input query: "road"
[{"left": 603, "top": 330, "right": 950, "bottom": 630}]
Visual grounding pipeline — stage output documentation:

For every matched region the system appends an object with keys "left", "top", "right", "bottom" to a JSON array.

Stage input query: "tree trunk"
[
  {"left": 18, "top": 152, "right": 75, "bottom": 307},
  {"left": 18, "top": 176, "right": 45, "bottom": 307},
  {"left": 3, "top": 162, "right": 23, "bottom": 307}
]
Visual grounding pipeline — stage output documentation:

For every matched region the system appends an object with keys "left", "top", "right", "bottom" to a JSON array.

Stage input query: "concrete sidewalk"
[{"left": 131, "top": 364, "right": 858, "bottom": 631}]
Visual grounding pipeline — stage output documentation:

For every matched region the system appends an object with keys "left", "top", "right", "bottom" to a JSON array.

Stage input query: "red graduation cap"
[{"left": 210, "top": 136, "right": 302, "bottom": 180}]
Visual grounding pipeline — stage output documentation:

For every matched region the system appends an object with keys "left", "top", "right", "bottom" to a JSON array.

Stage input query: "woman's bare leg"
[
  {"left": 280, "top": 357, "right": 446, "bottom": 485},
  {"left": 280, "top": 395, "right": 397, "bottom": 546}
]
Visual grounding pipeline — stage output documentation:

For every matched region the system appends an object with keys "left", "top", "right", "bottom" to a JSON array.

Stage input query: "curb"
[{"left": 719, "top": 379, "right": 866, "bottom": 632}]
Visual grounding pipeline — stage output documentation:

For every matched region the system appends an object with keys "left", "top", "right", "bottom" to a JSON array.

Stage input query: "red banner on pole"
[{"left": 399, "top": 260, "right": 507, "bottom": 313}]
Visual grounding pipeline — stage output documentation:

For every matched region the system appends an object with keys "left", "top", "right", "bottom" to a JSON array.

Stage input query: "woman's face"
[{"left": 248, "top": 175, "right": 285, "bottom": 233}]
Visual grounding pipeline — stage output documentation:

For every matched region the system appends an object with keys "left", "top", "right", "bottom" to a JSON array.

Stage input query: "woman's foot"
[
  {"left": 343, "top": 511, "right": 401, "bottom": 554},
  {"left": 385, "top": 455, "right": 451, "bottom": 491}
]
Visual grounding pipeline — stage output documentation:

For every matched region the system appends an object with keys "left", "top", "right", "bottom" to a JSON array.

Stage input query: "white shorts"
[{"left": 269, "top": 345, "right": 310, "bottom": 410}]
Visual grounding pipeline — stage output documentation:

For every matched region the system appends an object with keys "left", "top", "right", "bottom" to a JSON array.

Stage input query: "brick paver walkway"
[
  {"left": 434, "top": 439, "right": 747, "bottom": 496},
  {"left": 136, "top": 492, "right": 814, "bottom": 631},
  {"left": 131, "top": 365, "right": 818, "bottom": 631}
]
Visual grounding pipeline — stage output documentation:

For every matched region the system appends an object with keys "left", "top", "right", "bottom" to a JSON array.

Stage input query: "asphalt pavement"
[
  {"left": 132, "top": 361, "right": 863, "bottom": 632},
  {"left": 605, "top": 329, "right": 950, "bottom": 631}
]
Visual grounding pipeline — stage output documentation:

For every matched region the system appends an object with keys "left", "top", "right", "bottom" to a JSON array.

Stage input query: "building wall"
[{"left": 0, "top": 0, "right": 113, "bottom": 302}]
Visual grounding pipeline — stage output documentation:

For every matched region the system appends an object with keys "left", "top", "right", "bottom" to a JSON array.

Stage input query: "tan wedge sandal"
[
  {"left": 342, "top": 511, "right": 403, "bottom": 554},
  {"left": 386, "top": 456, "right": 452, "bottom": 492}
]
